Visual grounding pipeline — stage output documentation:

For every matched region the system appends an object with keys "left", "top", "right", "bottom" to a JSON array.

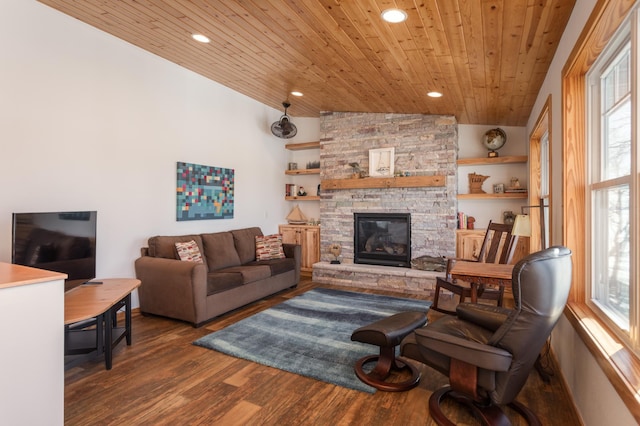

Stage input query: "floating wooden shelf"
[
  {"left": 321, "top": 175, "right": 445, "bottom": 190},
  {"left": 285, "top": 195, "right": 320, "bottom": 201},
  {"left": 285, "top": 142, "right": 320, "bottom": 203},
  {"left": 457, "top": 192, "right": 528, "bottom": 200},
  {"left": 457, "top": 155, "right": 528, "bottom": 166},
  {"left": 285, "top": 141, "right": 320, "bottom": 151},
  {"left": 285, "top": 168, "right": 320, "bottom": 175}
]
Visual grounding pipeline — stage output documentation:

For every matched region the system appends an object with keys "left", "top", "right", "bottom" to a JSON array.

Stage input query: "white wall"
[
  {"left": 527, "top": 0, "right": 636, "bottom": 423},
  {"left": 0, "top": 0, "right": 320, "bottom": 307}
]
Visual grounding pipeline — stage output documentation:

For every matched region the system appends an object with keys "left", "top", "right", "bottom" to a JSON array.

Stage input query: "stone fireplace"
[{"left": 312, "top": 112, "right": 458, "bottom": 295}]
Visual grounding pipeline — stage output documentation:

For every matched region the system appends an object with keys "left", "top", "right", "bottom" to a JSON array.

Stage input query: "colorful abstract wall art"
[{"left": 176, "top": 162, "right": 234, "bottom": 221}]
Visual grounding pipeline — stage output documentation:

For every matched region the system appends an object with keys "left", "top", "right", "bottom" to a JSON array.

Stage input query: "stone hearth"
[{"left": 313, "top": 262, "right": 443, "bottom": 296}]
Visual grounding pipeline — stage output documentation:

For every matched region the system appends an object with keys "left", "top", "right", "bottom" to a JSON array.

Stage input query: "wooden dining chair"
[{"left": 431, "top": 221, "right": 519, "bottom": 314}]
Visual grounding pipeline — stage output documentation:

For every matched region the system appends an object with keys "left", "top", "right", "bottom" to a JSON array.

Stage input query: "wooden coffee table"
[{"left": 64, "top": 278, "right": 141, "bottom": 370}]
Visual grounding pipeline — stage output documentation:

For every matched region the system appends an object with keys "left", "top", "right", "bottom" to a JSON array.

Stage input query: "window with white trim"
[{"left": 587, "top": 8, "right": 638, "bottom": 351}]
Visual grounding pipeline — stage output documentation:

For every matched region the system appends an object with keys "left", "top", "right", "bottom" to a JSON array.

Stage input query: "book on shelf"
[
  {"left": 457, "top": 212, "right": 467, "bottom": 229},
  {"left": 505, "top": 187, "right": 527, "bottom": 193}
]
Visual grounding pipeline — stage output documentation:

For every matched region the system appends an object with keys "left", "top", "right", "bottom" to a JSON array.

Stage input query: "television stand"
[{"left": 64, "top": 278, "right": 141, "bottom": 370}]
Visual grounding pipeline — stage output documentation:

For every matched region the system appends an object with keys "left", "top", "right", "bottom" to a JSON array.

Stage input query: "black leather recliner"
[{"left": 401, "top": 246, "right": 572, "bottom": 425}]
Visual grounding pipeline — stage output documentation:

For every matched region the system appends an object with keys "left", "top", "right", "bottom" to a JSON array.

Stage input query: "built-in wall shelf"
[
  {"left": 285, "top": 141, "right": 320, "bottom": 151},
  {"left": 285, "top": 142, "right": 320, "bottom": 203},
  {"left": 457, "top": 155, "right": 527, "bottom": 166},
  {"left": 321, "top": 175, "right": 445, "bottom": 190},
  {"left": 285, "top": 168, "right": 320, "bottom": 175},
  {"left": 285, "top": 195, "right": 320, "bottom": 201},
  {"left": 457, "top": 192, "right": 528, "bottom": 200}
]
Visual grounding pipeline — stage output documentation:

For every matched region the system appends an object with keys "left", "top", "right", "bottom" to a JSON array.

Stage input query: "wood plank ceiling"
[{"left": 37, "top": 0, "right": 576, "bottom": 125}]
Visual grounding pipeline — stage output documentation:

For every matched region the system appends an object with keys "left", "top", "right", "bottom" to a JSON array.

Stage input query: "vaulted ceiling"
[{"left": 37, "top": 0, "right": 575, "bottom": 125}]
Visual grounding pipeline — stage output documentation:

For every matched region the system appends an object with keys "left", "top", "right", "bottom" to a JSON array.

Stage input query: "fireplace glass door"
[{"left": 354, "top": 213, "right": 411, "bottom": 267}]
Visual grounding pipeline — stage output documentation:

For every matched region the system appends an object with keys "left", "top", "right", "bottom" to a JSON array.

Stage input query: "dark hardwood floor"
[{"left": 64, "top": 277, "right": 581, "bottom": 425}]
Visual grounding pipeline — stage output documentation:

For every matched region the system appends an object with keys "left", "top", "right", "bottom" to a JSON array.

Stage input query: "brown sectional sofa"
[{"left": 134, "top": 227, "right": 300, "bottom": 327}]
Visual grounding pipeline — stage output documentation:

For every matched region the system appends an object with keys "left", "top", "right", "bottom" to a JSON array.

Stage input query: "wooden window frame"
[
  {"left": 562, "top": 0, "right": 640, "bottom": 421},
  {"left": 529, "top": 96, "right": 552, "bottom": 252}
]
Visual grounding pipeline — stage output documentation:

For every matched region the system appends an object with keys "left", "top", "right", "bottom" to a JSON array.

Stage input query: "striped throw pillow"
[
  {"left": 175, "top": 240, "right": 204, "bottom": 263},
  {"left": 255, "top": 234, "right": 285, "bottom": 261}
]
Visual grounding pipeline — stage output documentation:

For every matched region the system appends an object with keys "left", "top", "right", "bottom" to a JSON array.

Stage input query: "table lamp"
[
  {"left": 518, "top": 198, "right": 549, "bottom": 249},
  {"left": 512, "top": 214, "right": 532, "bottom": 237}
]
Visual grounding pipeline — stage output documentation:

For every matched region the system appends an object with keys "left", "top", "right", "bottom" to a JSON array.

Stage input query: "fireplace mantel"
[{"left": 321, "top": 175, "right": 445, "bottom": 190}]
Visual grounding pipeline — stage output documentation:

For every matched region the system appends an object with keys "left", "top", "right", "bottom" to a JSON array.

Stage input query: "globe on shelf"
[{"left": 482, "top": 128, "right": 507, "bottom": 158}]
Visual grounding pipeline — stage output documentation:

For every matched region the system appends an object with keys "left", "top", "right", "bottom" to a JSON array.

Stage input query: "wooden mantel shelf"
[{"left": 321, "top": 175, "right": 445, "bottom": 190}]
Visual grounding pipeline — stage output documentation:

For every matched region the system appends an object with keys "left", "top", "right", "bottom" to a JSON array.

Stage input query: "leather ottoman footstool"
[{"left": 350, "top": 311, "right": 427, "bottom": 391}]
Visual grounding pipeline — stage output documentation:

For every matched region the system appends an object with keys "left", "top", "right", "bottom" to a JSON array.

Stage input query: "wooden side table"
[
  {"left": 448, "top": 261, "right": 514, "bottom": 304},
  {"left": 64, "top": 278, "right": 141, "bottom": 370}
]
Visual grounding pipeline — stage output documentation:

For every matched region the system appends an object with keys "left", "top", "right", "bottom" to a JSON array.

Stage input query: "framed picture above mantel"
[{"left": 369, "top": 147, "right": 394, "bottom": 177}]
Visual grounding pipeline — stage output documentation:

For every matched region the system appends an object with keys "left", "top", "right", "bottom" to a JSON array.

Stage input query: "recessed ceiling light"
[
  {"left": 291, "top": 91, "right": 304, "bottom": 97},
  {"left": 427, "top": 91, "right": 443, "bottom": 98},
  {"left": 192, "top": 34, "right": 210, "bottom": 43},
  {"left": 381, "top": 9, "right": 407, "bottom": 23}
]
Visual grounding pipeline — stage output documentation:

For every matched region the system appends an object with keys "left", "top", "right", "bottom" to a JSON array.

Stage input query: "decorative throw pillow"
[
  {"left": 255, "top": 234, "right": 285, "bottom": 261},
  {"left": 175, "top": 240, "right": 204, "bottom": 263}
]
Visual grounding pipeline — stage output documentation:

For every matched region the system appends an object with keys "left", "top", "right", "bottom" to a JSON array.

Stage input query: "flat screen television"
[{"left": 11, "top": 211, "right": 97, "bottom": 285}]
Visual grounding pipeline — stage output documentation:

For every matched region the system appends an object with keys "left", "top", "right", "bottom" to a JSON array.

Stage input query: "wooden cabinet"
[
  {"left": 279, "top": 224, "right": 320, "bottom": 273},
  {"left": 456, "top": 229, "right": 529, "bottom": 264},
  {"left": 456, "top": 230, "right": 487, "bottom": 260}
]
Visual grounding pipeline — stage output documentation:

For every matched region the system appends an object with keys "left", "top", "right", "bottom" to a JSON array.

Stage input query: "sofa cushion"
[
  {"left": 245, "top": 258, "right": 296, "bottom": 276},
  {"left": 219, "top": 265, "right": 272, "bottom": 283},
  {"left": 231, "top": 227, "right": 263, "bottom": 264},
  {"left": 255, "top": 234, "right": 285, "bottom": 261},
  {"left": 175, "top": 240, "right": 204, "bottom": 263},
  {"left": 201, "top": 232, "right": 242, "bottom": 271},
  {"left": 148, "top": 235, "right": 204, "bottom": 260},
  {"left": 206, "top": 272, "right": 244, "bottom": 295}
]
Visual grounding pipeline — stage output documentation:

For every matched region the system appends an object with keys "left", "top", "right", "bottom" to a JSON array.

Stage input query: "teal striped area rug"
[{"left": 193, "top": 287, "right": 431, "bottom": 393}]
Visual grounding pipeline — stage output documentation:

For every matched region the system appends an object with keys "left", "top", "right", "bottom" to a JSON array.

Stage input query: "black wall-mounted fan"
[{"left": 271, "top": 101, "right": 297, "bottom": 139}]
